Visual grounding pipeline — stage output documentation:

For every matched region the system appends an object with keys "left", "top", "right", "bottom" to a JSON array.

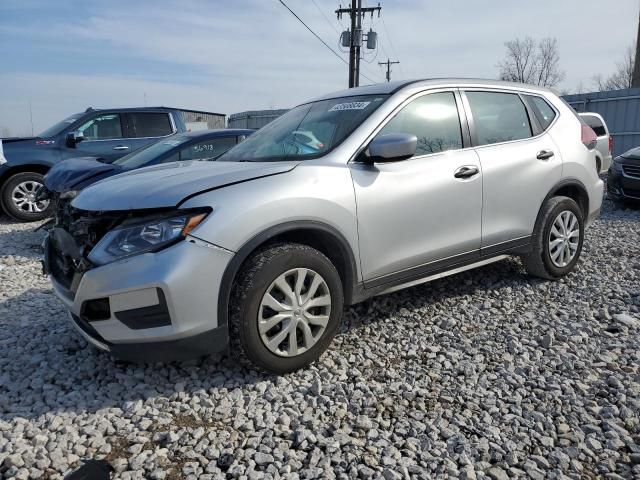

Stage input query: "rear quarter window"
[{"left": 525, "top": 95, "right": 557, "bottom": 131}]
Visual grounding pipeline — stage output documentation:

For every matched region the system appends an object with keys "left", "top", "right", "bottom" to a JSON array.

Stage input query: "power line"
[
  {"left": 310, "top": 0, "right": 340, "bottom": 35},
  {"left": 380, "top": 12, "right": 404, "bottom": 77},
  {"left": 277, "top": 0, "right": 376, "bottom": 83}
]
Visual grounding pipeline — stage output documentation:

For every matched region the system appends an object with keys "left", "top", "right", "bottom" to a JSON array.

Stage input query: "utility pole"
[
  {"left": 378, "top": 58, "right": 400, "bottom": 82},
  {"left": 336, "top": 2, "right": 381, "bottom": 87},
  {"left": 633, "top": 9, "right": 640, "bottom": 87}
]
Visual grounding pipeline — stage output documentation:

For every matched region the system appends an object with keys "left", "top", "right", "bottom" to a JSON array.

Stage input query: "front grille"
[
  {"left": 49, "top": 244, "right": 75, "bottom": 291},
  {"left": 622, "top": 187, "right": 640, "bottom": 199},
  {"left": 623, "top": 164, "right": 640, "bottom": 179}
]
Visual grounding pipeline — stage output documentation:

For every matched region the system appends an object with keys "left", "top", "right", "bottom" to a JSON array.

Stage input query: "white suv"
[{"left": 45, "top": 79, "right": 604, "bottom": 373}]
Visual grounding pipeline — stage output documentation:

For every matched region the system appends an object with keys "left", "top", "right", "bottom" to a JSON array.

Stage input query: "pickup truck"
[{"left": 0, "top": 107, "right": 224, "bottom": 221}]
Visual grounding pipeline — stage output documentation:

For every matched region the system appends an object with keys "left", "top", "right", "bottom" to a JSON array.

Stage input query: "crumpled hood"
[
  {"left": 44, "top": 157, "right": 121, "bottom": 192},
  {"left": 72, "top": 160, "right": 299, "bottom": 211}
]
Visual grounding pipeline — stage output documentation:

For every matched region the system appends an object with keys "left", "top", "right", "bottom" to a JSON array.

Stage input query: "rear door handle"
[
  {"left": 113, "top": 145, "right": 129, "bottom": 151},
  {"left": 537, "top": 150, "right": 554, "bottom": 160},
  {"left": 454, "top": 165, "right": 480, "bottom": 179}
]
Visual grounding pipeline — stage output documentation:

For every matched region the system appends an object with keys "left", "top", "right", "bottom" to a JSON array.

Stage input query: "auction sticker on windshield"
[{"left": 329, "top": 101, "right": 371, "bottom": 111}]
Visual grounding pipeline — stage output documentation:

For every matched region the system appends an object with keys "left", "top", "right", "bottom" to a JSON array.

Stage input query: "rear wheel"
[
  {"left": 1, "top": 172, "right": 52, "bottom": 222},
  {"left": 229, "top": 243, "right": 344, "bottom": 374},
  {"left": 522, "top": 196, "right": 584, "bottom": 280}
]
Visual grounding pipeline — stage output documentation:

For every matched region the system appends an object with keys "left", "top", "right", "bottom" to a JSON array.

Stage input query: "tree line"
[{"left": 497, "top": 36, "right": 636, "bottom": 93}]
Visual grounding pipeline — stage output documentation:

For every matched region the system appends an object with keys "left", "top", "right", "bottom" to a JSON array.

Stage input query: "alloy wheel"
[
  {"left": 258, "top": 268, "right": 331, "bottom": 357},
  {"left": 11, "top": 181, "right": 49, "bottom": 213},
  {"left": 548, "top": 210, "right": 580, "bottom": 268}
]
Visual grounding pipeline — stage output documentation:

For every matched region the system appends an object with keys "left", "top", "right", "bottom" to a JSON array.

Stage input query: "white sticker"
[
  {"left": 163, "top": 140, "right": 183, "bottom": 146},
  {"left": 329, "top": 101, "right": 371, "bottom": 112}
]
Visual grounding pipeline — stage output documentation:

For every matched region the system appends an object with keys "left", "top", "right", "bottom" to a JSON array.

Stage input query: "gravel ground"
[{"left": 0, "top": 198, "right": 639, "bottom": 480}]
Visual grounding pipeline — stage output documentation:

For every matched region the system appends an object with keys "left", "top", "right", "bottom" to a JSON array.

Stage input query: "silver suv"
[{"left": 45, "top": 79, "right": 604, "bottom": 373}]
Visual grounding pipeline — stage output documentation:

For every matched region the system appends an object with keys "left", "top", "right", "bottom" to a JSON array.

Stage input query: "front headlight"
[{"left": 88, "top": 211, "right": 208, "bottom": 265}]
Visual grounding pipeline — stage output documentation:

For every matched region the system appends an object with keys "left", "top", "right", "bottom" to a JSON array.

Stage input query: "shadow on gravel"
[{"left": 340, "top": 256, "right": 532, "bottom": 333}]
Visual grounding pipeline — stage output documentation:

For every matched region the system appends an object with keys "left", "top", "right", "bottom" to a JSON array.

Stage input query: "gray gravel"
[{"left": 0, "top": 199, "right": 639, "bottom": 479}]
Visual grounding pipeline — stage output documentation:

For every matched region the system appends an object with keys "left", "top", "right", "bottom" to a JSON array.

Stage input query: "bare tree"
[
  {"left": 498, "top": 36, "right": 565, "bottom": 87},
  {"left": 593, "top": 45, "right": 635, "bottom": 91}
]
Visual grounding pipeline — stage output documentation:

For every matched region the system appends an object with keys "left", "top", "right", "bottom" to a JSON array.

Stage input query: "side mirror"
[
  {"left": 365, "top": 133, "right": 417, "bottom": 163},
  {"left": 65, "top": 131, "right": 85, "bottom": 148}
]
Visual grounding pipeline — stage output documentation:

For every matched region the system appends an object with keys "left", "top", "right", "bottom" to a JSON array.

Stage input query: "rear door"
[
  {"left": 124, "top": 112, "right": 176, "bottom": 153},
  {"left": 461, "top": 90, "right": 562, "bottom": 252},
  {"left": 70, "top": 112, "right": 131, "bottom": 162}
]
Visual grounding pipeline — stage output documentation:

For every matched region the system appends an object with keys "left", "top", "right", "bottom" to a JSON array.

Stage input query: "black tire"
[
  {"left": 229, "top": 243, "right": 344, "bottom": 374},
  {"left": 522, "top": 196, "right": 584, "bottom": 280},
  {"left": 1, "top": 172, "right": 53, "bottom": 222}
]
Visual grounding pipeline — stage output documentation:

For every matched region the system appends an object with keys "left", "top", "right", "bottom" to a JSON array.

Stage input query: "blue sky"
[{"left": 0, "top": 0, "right": 637, "bottom": 136}]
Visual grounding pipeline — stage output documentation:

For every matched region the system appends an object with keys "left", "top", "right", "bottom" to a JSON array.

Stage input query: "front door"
[
  {"left": 350, "top": 90, "right": 483, "bottom": 286},
  {"left": 70, "top": 112, "right": 131, "bottom": 162}
]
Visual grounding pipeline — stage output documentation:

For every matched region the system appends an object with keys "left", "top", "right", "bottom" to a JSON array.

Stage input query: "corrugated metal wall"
[
  {"left": 562, "top": 88, "right": 640, "bottom": 157},
  {"left": 228, "top": 109, "right": 289, "bottom": 129},
  {"left": 179, "top": 110, "right": 226, "bottom": 129}
]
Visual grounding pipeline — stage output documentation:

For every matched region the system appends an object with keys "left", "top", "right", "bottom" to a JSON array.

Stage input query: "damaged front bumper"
[{"left": 44, "top": 231, "right": 234, "bottom": 362}]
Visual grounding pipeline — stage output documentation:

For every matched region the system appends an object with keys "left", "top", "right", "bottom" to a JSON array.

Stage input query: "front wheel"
[
  {"left": 229, "top": 243, "right": 344, "bottom": 374},
  {"left": 1, "top": 172, "right": 53, "bottom": 222},
  {"left": 522, "top": 196, "right": 584, "bottom": 280}
]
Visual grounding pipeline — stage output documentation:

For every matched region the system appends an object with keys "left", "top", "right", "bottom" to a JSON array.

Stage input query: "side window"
[
  {"left": 525, "top": 95, "right": 557, "bottom": 131},
  {"left": 581, "top": 115, "right": 606, "bottom": 137},
  {"left": 128, "top": 113, "right": 173, "bottom": 138},
  {"left": 179, "top": 137, "right": 238, "bottom": 161},
  {"left": 76, "top": 114, "right": 122, "bottom": 140},
  {"left": 376, "top": 92, "right": 463, "bottom": 157},
  {"left": 466, "top": 92, "right": 532, "bottom": 146}
]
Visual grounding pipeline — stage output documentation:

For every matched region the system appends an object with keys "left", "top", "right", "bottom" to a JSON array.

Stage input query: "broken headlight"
[{"left": 88, "top": 211, "right": 208, "bottom": 265}]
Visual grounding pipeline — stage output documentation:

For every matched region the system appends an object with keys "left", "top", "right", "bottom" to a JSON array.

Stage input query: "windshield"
[
  {"left": 38, "top": 114, "right": 82, "bottom": 138},
  {"left": 220, "top": 94, "right": 389, "bottom": 162},
  {"left": 114, "top": 136, "right": 189, "bottom": 168}
]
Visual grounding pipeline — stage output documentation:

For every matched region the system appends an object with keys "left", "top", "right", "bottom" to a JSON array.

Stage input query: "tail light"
[
  {"left": 608, "top": 136, "right": 614, "bottom": 154},
  {"left": 581, "top": 124, "right": 597, "bottom": 150}
]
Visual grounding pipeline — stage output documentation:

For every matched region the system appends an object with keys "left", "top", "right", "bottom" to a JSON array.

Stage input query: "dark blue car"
[
  {"left": 0, "top": 106, "right": 225, "bottom": 221},
  {"left": 42, "top": 129, "right": 253, "bottom": 213}
]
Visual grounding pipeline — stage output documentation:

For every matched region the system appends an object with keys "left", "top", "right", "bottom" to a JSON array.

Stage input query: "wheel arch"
[
  {"left": 0, "top": 163, "right": 51, "bottom": 190},
  {"left": 543, "top": 178, "right": 589, "bottom": 220},
  {"left": 217, "top": 221, "right": 360, "bottom": 328}
]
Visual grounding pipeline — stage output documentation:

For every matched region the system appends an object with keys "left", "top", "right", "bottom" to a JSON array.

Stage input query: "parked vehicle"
[
  {"left": 44, "top": 79, "right": 603, "bottom": 373},
  {"left": 579, "top": 112, "right": 613, "bottom": 174},
  {"left": 0, "top": 106, "right": 224, "bottom": 222},
  {"left": 607, "top": 147, "right": 640, "bottom": 202},
  {"left": 42, "top": 129, "right": 253, "bottom": 219}
]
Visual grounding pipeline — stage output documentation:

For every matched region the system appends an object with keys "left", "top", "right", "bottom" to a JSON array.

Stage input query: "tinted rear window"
[
  {"left": 129, "top": 113, "right": 173, "bottom": 138},
  {"left": 581, "top": 115, "right": 607, "bottom": 137}
]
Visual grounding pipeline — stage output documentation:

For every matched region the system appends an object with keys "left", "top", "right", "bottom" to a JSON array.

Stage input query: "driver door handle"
[
  {"left": 536, "top": 150, "right": 554, "bottom": 160},
  {"left": 113, "top": 145, "right": 129, "bottom": 151},
  {"left": 454, "top": 165, "right": 480, "bottom": 179}
]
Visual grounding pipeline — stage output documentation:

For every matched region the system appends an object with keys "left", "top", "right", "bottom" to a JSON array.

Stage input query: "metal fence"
[
  {"left": 228, "top": 109, "right": 289, "bottom": 129},
  {"left": 562, "top": 88, "right": 640, "bottom": 157},
  {"left": 178, "top": 109, "right": 226, "bottom": 129}
]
